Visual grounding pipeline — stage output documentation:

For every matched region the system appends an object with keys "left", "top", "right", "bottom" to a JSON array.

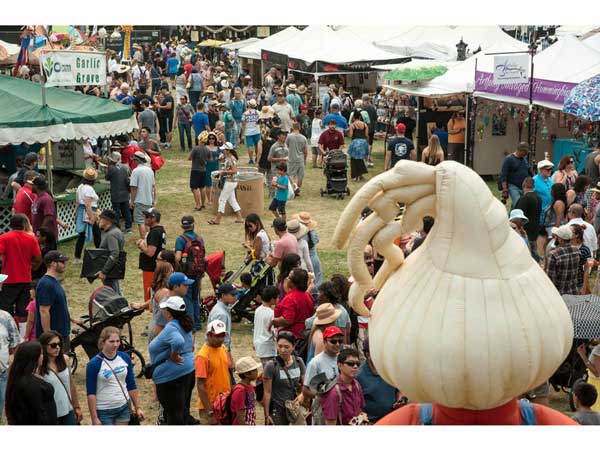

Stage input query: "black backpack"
[{"left": 181, "top": 234, "right": 207, "bottom": 277}]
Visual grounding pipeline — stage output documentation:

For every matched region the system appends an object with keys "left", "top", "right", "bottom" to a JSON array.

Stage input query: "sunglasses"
[
  {"left": 342, "top": 361, "right": 360, "bottom": 368},
  {"left": 328, "top": 338, "right": 344, "bottom": 345},
  {"left": 48, "top": 342, "right": 61, "bottom": 349}
]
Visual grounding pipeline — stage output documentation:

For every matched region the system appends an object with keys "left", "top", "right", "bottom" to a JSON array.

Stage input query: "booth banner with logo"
[
  {"left": 40, "top": 51, "right": 107, "bottom": 87},
  {"left": 493, "top": 54, "right": 529, "bottom": 85},
  {"left": 475, "top": 70, "right": 577, "bottom": 106}
]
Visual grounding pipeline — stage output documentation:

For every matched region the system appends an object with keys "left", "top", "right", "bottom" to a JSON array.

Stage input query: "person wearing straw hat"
[
  {"left": 241, "top": 99, "right": 261, "bottom": 164},
  {"left": 294, "top": 212, "right": 322, "bottom": 290},
  {"left": 130, "top": 151, "right": 156, "bottom": 238},
  {"left": 546, "top": 224, "right": 579, "bottom": 295},
  {"left": 208, "top": 143, "right": 244, "bottom": 225},
  {"left": 307, "top": 303, "right": 341, "bottom": 362},
  {"left": 74, "top": 168, "right": 101, "bottom": 264},
  {"left": 96, "top": 210, "right": 125, "bottom": 295},
  {"left": 105, "top": 151, "right": 132, "bottom": 233},
  {"left": 287, "top": 220, "right": 313, "bottom": 273},
  {"left": 231, "top": 356, "right": 261, "bottom": 425},
  {"left": 286, "top": 84, "right": 302, "bottom": 117}
]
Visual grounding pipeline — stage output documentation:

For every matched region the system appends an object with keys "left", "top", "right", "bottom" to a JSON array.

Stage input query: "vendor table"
[
  {"left": 0, "top": 181, "right": 111, "bottom": 243},
  {"left": 553, "top": 139, "right": 591, "bottom": 174}
]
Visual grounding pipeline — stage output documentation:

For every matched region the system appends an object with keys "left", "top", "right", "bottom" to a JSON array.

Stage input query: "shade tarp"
[
  {"left": 197, "top": 39, "right": 226, "bottom": 48},
  {"left": 563, "top": 73, "right": 600, "bottom": 122},
  {"left": 584, "top": 32, "right": 600, "bottom": 52},
  {"left": 0, "top": 74, "right": 137, "bottom": 145},
  {"left": 238, "top": 26, "right": 300, "bottom": 60},
  {"left": 221, "top": 37, "right": 261, "bottom": 50}
]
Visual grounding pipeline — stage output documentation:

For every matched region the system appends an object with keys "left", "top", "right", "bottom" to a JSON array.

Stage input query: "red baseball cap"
[
  {"left": 323, "top": 326, "right": 343, "bottom": 339},
  {"left": 396, "top": 123, "right": 406, "bottom": 132},
  {"left": 300, "top": 104, "right": 308, "bottom": 111}
]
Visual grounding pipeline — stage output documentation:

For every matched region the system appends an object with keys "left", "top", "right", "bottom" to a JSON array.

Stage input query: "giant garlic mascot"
[{"left": 333, "top": 160, "right": 577, "bottom": 425}]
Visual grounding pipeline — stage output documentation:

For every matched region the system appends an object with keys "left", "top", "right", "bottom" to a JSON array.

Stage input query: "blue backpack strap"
[
  {"left": 519, "top": 399, "right": 537, "bottom": 425},
  {"left": 419, "top": 403, "right": 434, "bottom": 425}
]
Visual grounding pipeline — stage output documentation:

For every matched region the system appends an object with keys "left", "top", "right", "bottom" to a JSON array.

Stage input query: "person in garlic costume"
[{"left": 333, "top": 160, "right": 577, "bottom": 425}]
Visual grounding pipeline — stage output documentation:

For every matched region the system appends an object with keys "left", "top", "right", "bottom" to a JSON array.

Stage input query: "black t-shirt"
[
  {"left": 396, "top": 116, "right": 416, "bottom": 140},
  {"left": 208, "top": 112, "right": 219, "bottom": 130},
  {"left": 364, "top": 105, "right": 377, "bottom": 133},
  {"left": 387, "top": 137, "right": 415, "bottom": 167},
  {"left": 259, "top": 137, "right": 275, "bottom": 170},
  {"left": 159, "top": 95, "right": 174, "bottom": 119},
  {"left": 515, "top": 192, "right": 542, "bottom": 241},
  {"left": 139, "top": 225, "right": 166, "bottom": 272}
]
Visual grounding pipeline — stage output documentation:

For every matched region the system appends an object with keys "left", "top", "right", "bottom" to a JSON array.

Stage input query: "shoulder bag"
[
  {"left": 100, "top": 356, "right": 140, "bottom": 425},
  {"left": 48, "top": 368, "right": 81, "bottom": 424}
]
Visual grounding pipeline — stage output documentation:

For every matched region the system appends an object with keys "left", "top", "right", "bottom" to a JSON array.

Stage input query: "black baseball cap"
[
  {"left": 181, "top": 215, "right": 194, "bottom": 228},
  {"left": 217, "top": 283, "right": 239, "bottom": 297},
  {"left": 44, "top": 251, "right": 69, "bottom": 264},
  {"left": 272, "top": 218, "right": 287, "bottom": 231},
  {"left": 99, "top": 210, "right": 116, "bottom": 222},
  {"left": 143, "top": 208, "right": 161, "bottom": 220},
  {"left": 32, "top": 175, "right": 47, "bottom": 189}
]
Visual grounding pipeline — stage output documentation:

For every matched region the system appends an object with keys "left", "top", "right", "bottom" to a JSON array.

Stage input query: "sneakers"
[
  {"left": 248, "top": 159, "right": 255, "bottom": 165},
  {"left": 367, "top": 161, "right": 375, "bottom": 167}
]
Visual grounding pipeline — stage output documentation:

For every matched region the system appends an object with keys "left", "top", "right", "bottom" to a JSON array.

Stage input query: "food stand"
[{"left": 0, "top": 73, "right": 137, "bottom": 241}]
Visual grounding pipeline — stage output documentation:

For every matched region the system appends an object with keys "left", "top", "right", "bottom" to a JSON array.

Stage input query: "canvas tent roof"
[
  {"left": 374, "top": 26, "right": 524, "bottom": 61},
  {"left": 332, "top": 26, "right": 414, "bottom": 45},
  {"left": 0, "top": 75, "right": 137, "bottom": 145},
  {"left": 238, "top": 26, "right": 300, "bottom": 60},
  {"left": 221, "top": 37, "right": 261, "bottom": 50},
  {"left": 584, "top": 32, "right": 600, "bottom": 52}
]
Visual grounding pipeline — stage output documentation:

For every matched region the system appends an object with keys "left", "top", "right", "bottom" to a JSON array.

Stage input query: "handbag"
[
  {"left": 100, "top": 356, "right": 140, "bottom": 425},
  {"left": 217, "top": 175, "right": 226, "bottom": 190},
  {"left": 149, "top": 153, "right": 165, "bottom": 171},
  {"left": 80, "top": 249, "right": 127, "bottom": 280},
  {"left": 49, "top": 368, "right": 81, "bottom": 425}
]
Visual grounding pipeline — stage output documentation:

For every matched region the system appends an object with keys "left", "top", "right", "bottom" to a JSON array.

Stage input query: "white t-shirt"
[
  {"left": 130, "top": 164, "right": 155, "bottom": 205},
  {"left": 297, "top": 238, "right": 313, "bottom": 273},
  {"left": 256, "top": 229, "right": 271, "bottom": 260},
  {"left": 77, "top": 183, "right": 99, "bottom": 207},
  {"left": 272, "top": 103, "right": 295, "bottom": 132},
  {"left": 303, "top": 351, "right": 339, "bottom": 388},
  {"left": 242, "top": 108, "right": 260, "bottom": 136},
  {"left": 253, "top": 305, "right": 276, "bottom": 358},
  {"left": 311, "top": 118, "right": 325, "bottom": 147}
]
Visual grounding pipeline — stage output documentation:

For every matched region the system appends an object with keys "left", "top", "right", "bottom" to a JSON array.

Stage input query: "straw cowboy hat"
[
  {"left": 314, "top": 303, "right": 342, "bottom": 326},
  {"left": 287, "top": 83, "right": 297, "bottom": 92},
  {"left": 235, "top": 356, "right": 261, "bottom": 375},
  {"left": 198, "top": 131, "right": 210, "bottom": 144},
  {"left": 83, "top": 167, "right": 98, "bottom": 181},
  {"left": 287, "top": 219, "right": 309, "bottom": 240},
  {"left": 203, "top": 86, "right": 216, "bottom": 94},
  {"left": 293, "top": 211, "right": 317, "bottom": 229},
  {"left": 259, "top": 105, "right": 275, "bottom": 119},
  {"left": 115, "top": 64, "right": 130, "bottom": 74},
  {"left": 297, "top": 84, "right": 307, "bottom": 95}
]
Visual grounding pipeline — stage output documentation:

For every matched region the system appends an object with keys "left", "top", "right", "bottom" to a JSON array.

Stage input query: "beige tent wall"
[{"left": 473, "top": 98, "right": 573, "bottom": 176}]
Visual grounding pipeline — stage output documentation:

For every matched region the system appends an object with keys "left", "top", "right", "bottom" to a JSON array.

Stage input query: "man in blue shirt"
[
  {"left": 322, "top": 104, "right": 348, "bottom": 133},
  {"left": 286, "top": 84, "right": 302, "bottom": 117},
  {"left": 35, "top": 251, "right": 72, "bottom": 351},
  {"left": 533, "top": 159, "right": 555, "bottom": 223},
  {"left": 229, "top": 88, "right": 246, "bottom": 148},
  {"left": 115, "top": 83, "right": 134, "bottom": 106},
  {"left": 356, "top": 338, "right": 404, "bottom": 423},
  {"left": 191, "top": 103, "right": 210, "bottom": 141},
  {"left": 174, "top": 216, "right": 205, "bottom": 332},
  {"left": 500, "top": 142, "right": 533, "bottom": 209},
  {"left": 207, "top": 283, "right": 238, "bottom": 354},
  {"left": 166, "top": 52, "right": 179, "bottom": 82}
]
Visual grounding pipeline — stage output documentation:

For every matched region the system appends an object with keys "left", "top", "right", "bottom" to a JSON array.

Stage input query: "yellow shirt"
[{"left": 194, "top": 344, "right": 231, "bottom": 410}]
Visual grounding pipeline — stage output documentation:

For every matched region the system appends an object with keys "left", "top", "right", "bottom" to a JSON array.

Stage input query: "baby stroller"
[
  {"left": 320, "top": 150, "right": 350, "bottom": 200},
  {"left": 549, "top": 339, "right": 589, "bottom": 411},
  {"left": 68, "top": 286, "right": 146, "bottom": 377},
  {"left": 200, "top": 250, "right": 228, "bottom": 324},
  {"left": 227, "top": 255, "right": 274, "bottom": 323}
]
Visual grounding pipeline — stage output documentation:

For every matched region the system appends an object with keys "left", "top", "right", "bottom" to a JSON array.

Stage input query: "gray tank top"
[
  {"left": 584, "top": 150, "right": 600, "bottom": 183},
  {"left": 43, "top": 368, "right": 72, "bottom": 418}
]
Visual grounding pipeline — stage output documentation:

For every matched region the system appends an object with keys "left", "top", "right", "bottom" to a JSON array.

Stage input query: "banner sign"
[
  {"left": 41, "top": 51, "right": 107, "bottom": 87},
  {"left": 493, "top": 54, "right": 529, "bottom": 85},
  {"left": 475, "top": 70, "right": 577, "bottom": 106}
]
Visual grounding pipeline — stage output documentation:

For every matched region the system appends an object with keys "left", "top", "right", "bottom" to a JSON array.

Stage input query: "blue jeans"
[
  {"left": 97, "top": 403, "right": 130, "bottom": 425},
  {"left": 183, "top": 276, "right": 202, "bottom": 331},
  {"left": 103, "top": 278, "right": 121, "bottom": 295},
  {"left": 178, "top": 122, "right": 192, "bottom": 151},
  {"left": 508, "top": 183, "right": 523, "bottom": 210},
  {"left": 231, "top": 120, "right": 241, "bottom": 148},
  {"left": 58, "top": 410, "right": 77, "bottom": 425},
  {"left": 0, "top": 370, "right": 7, "bottom": 424},
  {"left": 112, "top": 200, "right": 132, "bottom": 231}
]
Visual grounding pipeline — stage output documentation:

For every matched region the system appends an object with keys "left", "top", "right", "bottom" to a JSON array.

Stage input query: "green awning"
[
  {"left": 0, "top": 74, "right": 137, "bottom": 145},
  {"left": 383, "top": 65, "right": 448, "bottom": 82}
]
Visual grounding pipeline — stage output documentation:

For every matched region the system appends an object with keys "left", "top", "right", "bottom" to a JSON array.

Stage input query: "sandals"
[
  {"left": 208, "top": 219, "right": 220, "bottom": 225},
  {"left": 194, "top": 206, "right": 204, "bottom": 211}
]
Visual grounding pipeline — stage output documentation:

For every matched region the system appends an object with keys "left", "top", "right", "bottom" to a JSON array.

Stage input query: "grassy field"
[{"left": 57, "top": 132, "right": 573, "bottom": 424}]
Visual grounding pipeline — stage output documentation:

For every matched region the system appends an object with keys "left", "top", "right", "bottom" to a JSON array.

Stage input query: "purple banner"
[{"left": 475, "top": 70, "right": 577, "bottom": 106}]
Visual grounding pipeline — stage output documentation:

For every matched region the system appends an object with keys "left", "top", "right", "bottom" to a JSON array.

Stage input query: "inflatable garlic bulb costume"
[{"left": 333, "top": 161, "right": 573, "bottom": 410}]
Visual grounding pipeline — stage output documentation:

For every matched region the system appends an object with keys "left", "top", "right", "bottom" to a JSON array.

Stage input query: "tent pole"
[
  {"left": 47, "top": 141, "right": 54, "bottom": 195},
  {"left": 415, "top": 96, "right": 420, "bottom": 152},
  {"left": 315, "top": 74, "right": 320, "bottom": 107},
  {"left": 464, "top": 96, "right": 469, "bottom": 166}
]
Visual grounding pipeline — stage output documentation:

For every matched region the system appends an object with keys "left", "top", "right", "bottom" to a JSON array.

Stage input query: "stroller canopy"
[{"left": 89, "top": 285, "right": 130, "bottom": 323}]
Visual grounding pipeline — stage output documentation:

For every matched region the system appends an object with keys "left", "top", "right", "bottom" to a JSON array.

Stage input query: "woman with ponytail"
[{"left": 148, "top": 295, "right": 196, "bottom": 425}]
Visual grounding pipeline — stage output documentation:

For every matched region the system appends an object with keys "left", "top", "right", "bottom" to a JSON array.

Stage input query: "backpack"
[
  {"left": 181, "top": 234, "right": 207, "bottom": 277},
  {"left": 139, "top": 67, "right": 148, "bottom": 89},
  {"left": 418, "top": 398, "right": 536, "bottom": 425},
  {"left": 213, "top": 384, "right": 247, "bottom": 425}
]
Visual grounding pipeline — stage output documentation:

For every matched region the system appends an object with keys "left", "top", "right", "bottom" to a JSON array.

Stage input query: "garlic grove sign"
[{"left": 40, "top": 51, "right": 107, "bottom": 87}]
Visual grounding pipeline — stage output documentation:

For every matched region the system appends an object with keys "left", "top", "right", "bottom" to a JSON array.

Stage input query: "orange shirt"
[
  {"left": 194, "top": 344, "right": 231, "bottom": 410},
  {"left": 376, "top": 399, "right": 578, "bottom": 425},
  {"left": 447, "top": 118, "right": 466, "bottom": 144}
]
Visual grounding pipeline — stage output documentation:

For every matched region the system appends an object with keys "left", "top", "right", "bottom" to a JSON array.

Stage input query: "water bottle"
[{"left": 182, "top": 252, "right": 188, "bottom": 271}]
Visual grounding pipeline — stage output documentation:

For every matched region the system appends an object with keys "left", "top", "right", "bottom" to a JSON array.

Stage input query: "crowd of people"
[{"left": 2, "top": 36, "right": 600, "bottom": 427}]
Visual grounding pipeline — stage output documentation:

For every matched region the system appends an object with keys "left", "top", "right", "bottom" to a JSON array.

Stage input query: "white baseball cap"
[
  {"left": 537, "top": 159, "right": 554, "bottom": 170},
  {"left": 219, "top": 142, "right": 234, "bottom": 151},
  {"left": 0, "top": 274, "right": 7, "bottom": 283},
  {"left": 159, "top": 296, "right": 186, "bottom": 311},
  {"left": 206, "top": 319, "right": 227, "bottom": 335}
]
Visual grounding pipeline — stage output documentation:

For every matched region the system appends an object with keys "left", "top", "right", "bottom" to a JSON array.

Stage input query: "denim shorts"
[
  {"left": 245, "top": 133, "right": 261, "bottom": 148},
  {"left": 97, "top": 403, "right": 130, "bottom": 425},
  {"left": 269, "top": 198, "right": 287, "bottom": 214}
]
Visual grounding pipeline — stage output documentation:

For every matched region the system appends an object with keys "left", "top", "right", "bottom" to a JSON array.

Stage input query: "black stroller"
[
  {"left": 320, "top": 150, "right": 350, "bottom": 200},
  {"left": 549, "top": 339, "right": 589, "bottom": 411},
  {"left": 68, "top": 286, "right": 146, "bottom": 377}
]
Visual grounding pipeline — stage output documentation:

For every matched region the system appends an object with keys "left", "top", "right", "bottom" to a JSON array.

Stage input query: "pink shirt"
[
  {"left": 271, "top": 232, "right": 299, "bottom": 265},
  {"left": 321, "top": 377, "right": 365, "bottom": 425},
  {"left": 25, "top": 299, "right": 36, "bottom": 341}
]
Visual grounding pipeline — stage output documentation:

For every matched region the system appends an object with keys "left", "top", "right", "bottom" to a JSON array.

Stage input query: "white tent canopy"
[
  {"left": 238, "top": 26, "right": 300, "bottom": 60},
  {"left": 0, "top": 40, "right": 20, "bottom": 56},
  {"left": 556, "top": 25, "right": 599, "bottom": 37},
  {"left": 332, "top": 26, "right": 414, "bottom": 45},
  {"left": 385, "top": 39, "right": 527, "bottom": 98},
  {"left": 374, "top": 26, "right": 525, "bottom": 61},
  {"left": 583, "top": 32, "right": 600, "bottom": 52},
  {"left": 221, "top": 37, "right": 261, "bottom": 51}
]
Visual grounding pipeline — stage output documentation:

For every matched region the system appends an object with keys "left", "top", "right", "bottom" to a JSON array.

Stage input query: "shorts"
[
  {"left": 133, "top": 203, "right": 152, "bottom": 225},
  {"left": 245, "top": 133, "right": 261, "bottom": 148},
  {"left": 190, "top": 170, "right": 207, "bottom": 190},
  {"left": 288, "top": 163, "right": 305, "bottom": 180},
  {"left": 0, "top": 283, "right": 31, "bottom": 317},
  {"left": 96, "top": 403, "right": 130, "bottom": 425},
  {"left": 269, "top": 198, "right": 287, "bottom": 215},
  {"left": 311, "top": 146, "right": 320, "bottom": 156}
]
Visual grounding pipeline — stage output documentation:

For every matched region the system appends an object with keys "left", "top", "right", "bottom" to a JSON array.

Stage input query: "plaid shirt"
[{"left": 547, "top": 245, "right": 580, "bottom": 295}]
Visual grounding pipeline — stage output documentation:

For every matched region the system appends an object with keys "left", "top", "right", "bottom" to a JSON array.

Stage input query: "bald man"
[{"left": 567, "top": 203, "right": 598, "bottom": 254}]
